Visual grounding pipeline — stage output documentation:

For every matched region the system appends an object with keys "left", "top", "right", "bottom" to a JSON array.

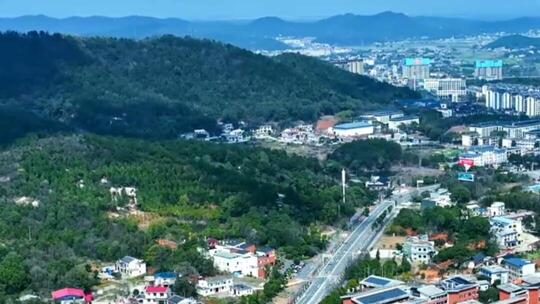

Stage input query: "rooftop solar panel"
[
  {"left": 364, "top": 276, "right": 392, "bottom": 286},
  {"left": 355, "top": 288, "right": 408, "bottom": 304},
  {"left": 450, "top": 276, "right": 471, "bottom": 285}
]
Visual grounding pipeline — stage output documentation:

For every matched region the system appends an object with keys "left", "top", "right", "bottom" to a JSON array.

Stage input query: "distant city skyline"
[{"left": 1, "top": 0, "right": 540, "bottom": 20}]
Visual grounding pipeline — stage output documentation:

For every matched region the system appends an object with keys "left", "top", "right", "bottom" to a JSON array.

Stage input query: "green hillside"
[
  {"left": 0, "top": 31, "right": 418, "bottom": 143},
  {"left": 0, "top": 134, "right": 374, "bottom": 300},
  {"left": 485, "top": 34, "right": 540, "bottom": 49}
]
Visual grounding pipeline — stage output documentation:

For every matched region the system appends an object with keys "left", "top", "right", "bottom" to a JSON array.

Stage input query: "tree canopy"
[{"left": 0, "top": 32, "right": 418, "bottom": 144}]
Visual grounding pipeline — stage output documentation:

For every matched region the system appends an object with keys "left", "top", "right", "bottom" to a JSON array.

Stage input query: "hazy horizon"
[{"left": 1, "top": 0, "right": 540, "bottom": 21}]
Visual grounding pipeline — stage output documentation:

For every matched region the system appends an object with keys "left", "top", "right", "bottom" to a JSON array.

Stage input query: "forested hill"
[
  {"left": 0, "top": 31, "right": 417, "bottom": 143},
  {"left": 0, "top": 134, "right": 375, "bottom": 300},
  {"left": 485, "top": 34, "right": 540, "bottom": 49}
]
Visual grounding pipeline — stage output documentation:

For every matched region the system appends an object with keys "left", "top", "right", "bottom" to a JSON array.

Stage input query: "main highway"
[{"left": 293, "top": 185, "right": 439, "bottom": 304}]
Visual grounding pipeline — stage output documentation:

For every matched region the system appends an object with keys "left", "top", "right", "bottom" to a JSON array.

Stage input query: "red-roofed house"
[
  {"left": 144, "top": 285, "right": 171, "bottom": 304},
  {"left": 316, "top": 117, "right": 338, "bottom": 133},
  {"left": 51, "top": 288, "right": 92, "bottom": 304}
]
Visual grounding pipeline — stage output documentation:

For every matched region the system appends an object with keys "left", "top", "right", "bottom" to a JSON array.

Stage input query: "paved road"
[{"left": 294, "top": 185, "right": 439, "bottom": 304}]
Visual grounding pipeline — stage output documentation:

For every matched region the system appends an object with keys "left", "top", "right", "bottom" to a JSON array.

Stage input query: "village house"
[
  {"left": 153, "top": 272, "right": 177, "bottom": 287},
  {"left": 403, "top": 234, "right": 437, "bottom": 264},
  {"left": 115, "top": 256, "right": 147, "bottom": 279},
  {"left": 502, "top": 257, "right": 536, "bottom": 282},
  {"left": 209, "top": 241, "right": 276, "bottom": 279},
  {"left": 412, "top": 285, "right": 448, "bottom": 304},
  {"left": 479, "top": 265, "right": 510, "bottom": 284},
  {"left": 143, "top": 285, "right": 171, "bottom": 304},
  {"left": 51, "top": 288, "right": 93, "bottom": 304},
  {"left": 231, "top": 284, "right": 255, "bottom": 297},
  {"left": 440, "top": 276, "right": 479, "bottom": 304},
  {"left": 167, "top": 295, "right": 197, "bottom": 304},
  {"left": 196, "top": 276, "right": 234, "bottom": 297},
  {"left": 490, "top": 217, "right": 524, "bottom": 249}
]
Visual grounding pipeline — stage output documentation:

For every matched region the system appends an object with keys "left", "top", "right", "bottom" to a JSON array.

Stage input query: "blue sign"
[
  {"left": 458, "top": 172, "right": 475, "bottom": 182},
  {"left": 475, "top": 60, "right": 503, "bottom": 68},
  {"left": 404, "top": 58, "right": 431, "bottom": 66}
]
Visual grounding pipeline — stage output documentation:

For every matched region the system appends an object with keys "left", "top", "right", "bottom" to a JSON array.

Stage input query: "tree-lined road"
[{"left": 294, "top": 185, "right": 439, "bottom": 304}]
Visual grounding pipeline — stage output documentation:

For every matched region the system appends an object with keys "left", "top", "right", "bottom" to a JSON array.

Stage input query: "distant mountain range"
[
  {"left": 485, "top": 34, "right": 540, "bottom": 49},
  {"left": 1, "top": 12, "right": 540, "bottom": 49}
]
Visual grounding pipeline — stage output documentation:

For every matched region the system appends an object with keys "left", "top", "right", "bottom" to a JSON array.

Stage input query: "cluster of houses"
[
  {"left": 456, "top": 119, "right": 540, "bottom": 168},
  {"left": 465, "top": 201, "right": 536, "bottom": 251},
  {"left": 341, "top": 253, "right": 540, "bottom": 304},
  {"left": 377, "top": 199, "right": 536, "bottom": 274},
  {"left": 189, "top": 239, "right": 277, "bottom": 298},
  {"left": 51, "top": 260, "right": 196, "bottom": 304},
  {"left": 182, "top": 109, "right": 423, "bottom": 147},
  {"left": 48, "top": 238, "right": 277, "bottom": 303},
  {"left": 342, "top": 274, "right": 480, "bottom": 304},
  {"left": 206, "top": 239, "right": 276, "bottom": 280}
]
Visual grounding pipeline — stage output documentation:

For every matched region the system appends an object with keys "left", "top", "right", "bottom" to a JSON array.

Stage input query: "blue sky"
[{"left": 1, "top": 0, "right": 540, "bottom": 20}]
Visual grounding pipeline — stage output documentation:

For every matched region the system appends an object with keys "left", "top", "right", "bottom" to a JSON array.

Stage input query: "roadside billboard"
[{"left": 458, "top": 172, "right": 475, "bottom": 182}]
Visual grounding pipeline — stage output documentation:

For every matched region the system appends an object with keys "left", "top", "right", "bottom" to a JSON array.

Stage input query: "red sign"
[{"left": 458, "top": 158, "right": 475, "bottom": 167}]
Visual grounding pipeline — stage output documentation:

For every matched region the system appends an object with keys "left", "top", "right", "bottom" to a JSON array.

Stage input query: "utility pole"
[{"left": 340, "top": 168, "right": 346, "bottom": 219}]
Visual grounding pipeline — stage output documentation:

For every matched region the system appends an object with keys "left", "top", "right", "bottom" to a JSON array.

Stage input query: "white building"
[
  {"left": 490, "top": 216, "right": 523, "bottom": 249},
  {"left": 424, "top": 78, "right": 467, "bottom": 102},
  {"left": 526, "top": 97, "right": 540, "bottom": 117},
  {"left": 254, "top": 125, "right": 274, "bottom": 137},
  {"left": 197, "top": 276, "right": 234, "bottom": 297},
  {"left": 211, "top": 250, "right": 259, "bottom": 277},
  {"left": 335, "top": 60, "right": 365, "bottom": 75},
  {"left": 475, "top": 60, "right": 503, "bottom": 81},
  {"left": 231, "top": 284, "right": 255, "bottom": 297},
  {"left": 402, "top": 58, "right": 431, "bottom": 81},
  {"left": 328, "top": 121, "right": 374, "bottom": 138},
  {"left": 143, "top": 285, "right": 171, "bottom": 304},
  {"left": 462, "top": 133, "right": 479, "bottom": 147},
  {"left": 502, "top": 92, "right": 513, "bottom": 109},
  {"left": 115, "top": 256, "right": 146, "bottom": 279},
  {"left": 469, "top": 122, "right": 501, "bottom": 137},
  {"left": 503, "top": 120, "right": 540, "bottom": 139},
  {"left": 402, "top": 235, "right": 437, "bottom": 264},
  {"left": 486, "top": 89, "right": 502, "bottom": 110},
  {"left": 153, "top": 272, "right": 177, "bottom": 287},
  {"left": 414, "top": 285, "right": 448, "bottom": 304},
  {"left": 479, "top": 265, "right": 509, "bottom": 285},
  {"left": 459, "top": 146, "right": 507, "bottom": 167},
  {"left": 388, "top": 116, "right": 419, "bottom": 131},
  {"left": 514, "top": 94, "right": 525, "bottom": 113},
  {"left": 360, "top": 110, "right": 404, "bottom": 124},
  {"left": 502, "top": 257, "right": 535, "bottom": 282},
  {"left": 487, "top": 202, "right": 506, "bottom": 217}
]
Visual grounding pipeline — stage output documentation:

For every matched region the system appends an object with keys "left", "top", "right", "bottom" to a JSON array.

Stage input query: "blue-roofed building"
[
  {"left": 479, "top": 265, "right": 509, "bottom": 284},
  {"left": 360, "top": 275, "right": 404, "bottom": 289},
  {"left": 502, "top": 257, "right": 536, "bottom": 282},
  {"left": 360, "top": 110, "right": 404, "bottom": 124},
  {"left": 440, "top": 276, "right": 479, "bottom": 304},
  {"left": 154, "top": 271, "right": 178, "bottom": 287},
  {"left": 342, "top": 286, "right": 411, "bottom": 304},
  {"left": 329, "top": 121, "right": 374, "bottom": 138},
  {"left": 396, "top": 98, "right": 441, "bottom": 110}
]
